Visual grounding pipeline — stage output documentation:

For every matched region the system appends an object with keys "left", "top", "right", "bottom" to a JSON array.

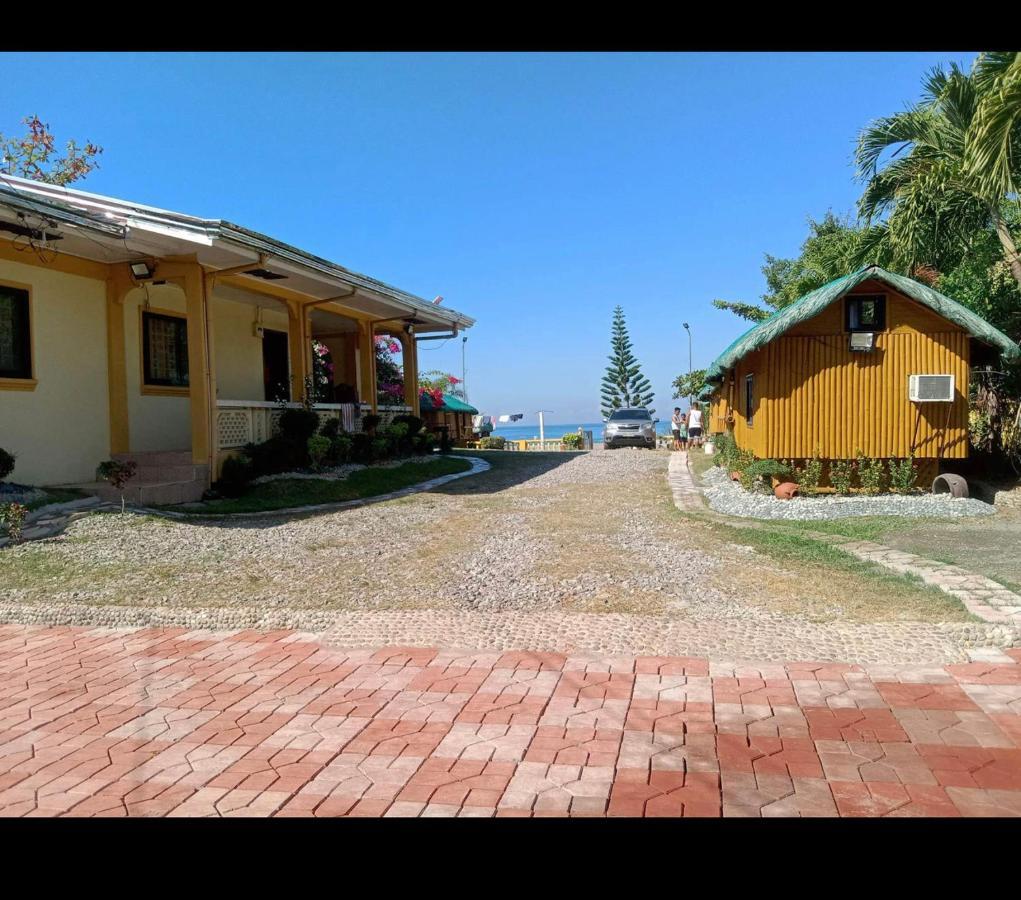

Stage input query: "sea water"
[{"left": 490, "top": 421, "right": 675, "bottom": 443}]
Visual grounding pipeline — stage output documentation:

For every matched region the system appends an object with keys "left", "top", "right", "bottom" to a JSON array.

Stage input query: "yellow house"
[
  {"left": 0, "top": 176, "right": 474, "bottom": 503},
  {"left": 703, "top": 266, "right": 1020, "bottom": 483}
]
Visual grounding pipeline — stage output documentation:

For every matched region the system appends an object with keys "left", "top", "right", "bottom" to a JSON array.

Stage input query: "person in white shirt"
[
  {"left": 670, "top": 407, "right": 684, "bottom": 451},
  {"left": 687, "top": 403, "right": 704, "bottom": 446}
]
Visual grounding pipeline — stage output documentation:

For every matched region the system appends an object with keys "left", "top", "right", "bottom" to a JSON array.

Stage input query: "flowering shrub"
[
  {"left": 420, "top": 386, "right": 445, "bottom": 408},
  {"left": 0, "top": 502, "right": 28, "bottom": 542},
  {"left": 375, "top": 336, "right": 405, "bottom": 406},
  {"left": 311, "top": 340, "right": 334, "bottom": 402}
]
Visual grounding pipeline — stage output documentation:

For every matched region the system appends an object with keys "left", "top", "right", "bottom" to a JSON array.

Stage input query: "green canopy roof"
[
  {"left": 419, "top": 392, "right": 479, "bottom": 414},
  {"left": 705, "top": 265, "right": 1020, "bottom": 382}
]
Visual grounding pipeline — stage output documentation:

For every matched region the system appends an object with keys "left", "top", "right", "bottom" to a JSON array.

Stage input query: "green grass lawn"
[{"left": 170, "top": 457, "right": 472, "bottom": 515}]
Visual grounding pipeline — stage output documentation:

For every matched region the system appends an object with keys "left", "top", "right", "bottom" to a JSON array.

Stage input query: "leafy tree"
[
  {"left": 601, "top": 305, "right": 654, "bottom": 416},
  {"left": 0, "top": 115, "right": 102, "bottom": 184},
  {"left": 713, "top": 213, "right": 863, "bottom": 322},
  {"left": 853, "top": 60, "right": 1021, "bottom": 290},
  {"left": 672, "top": 368, "right": 707, "bottom": 402}
]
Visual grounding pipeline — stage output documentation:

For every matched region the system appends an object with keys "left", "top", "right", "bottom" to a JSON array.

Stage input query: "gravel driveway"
[{"left": 0, "top": 449, "right": 1006, "bottom": 662}]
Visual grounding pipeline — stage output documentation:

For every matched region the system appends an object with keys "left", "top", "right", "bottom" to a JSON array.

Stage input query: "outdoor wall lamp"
[
  {"left": 404, "top": 323, "right": 415, "bottom": 335},
  {"left": 130, "top": 261, "right": 155, "bottom": 280}
]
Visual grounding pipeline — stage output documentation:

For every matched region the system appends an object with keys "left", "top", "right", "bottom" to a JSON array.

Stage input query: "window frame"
[
  {"left": 0, "top": 279, "right": 36, "bottom": 391},
  {"left": 845, "top": 293, "right": 887, "bottom": 333},
  {"left": 140, "top": 307, "right": 190, "bottom": 395},
  {"left": 745, "top": 373, "right": 754, "bottom": 427}
]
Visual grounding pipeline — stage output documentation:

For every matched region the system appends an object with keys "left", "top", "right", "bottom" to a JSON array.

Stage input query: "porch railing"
[{"left": 216, "top": 400, "right": 413, "bottom": 450}]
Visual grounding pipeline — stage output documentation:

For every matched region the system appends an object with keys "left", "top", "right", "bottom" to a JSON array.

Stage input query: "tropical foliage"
[
  {"left": 672, "top": 368, "right": 708, "bottom": 401},
  {"left": 1, "top": 115, "right": 103, "bottom": 185},
  {"left": 375, "top": 336, "right": 404, "bottom": 405},
  {"left": 852, "top": 57, "right": 1021, "bottom": 290},
  {"left": 601, "top": 305, "right": 654, "bottom": 416}
]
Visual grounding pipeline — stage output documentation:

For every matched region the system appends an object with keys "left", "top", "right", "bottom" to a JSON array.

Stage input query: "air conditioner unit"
[{"left": 909, "top": 374, "right": 955, "bottom": 402}]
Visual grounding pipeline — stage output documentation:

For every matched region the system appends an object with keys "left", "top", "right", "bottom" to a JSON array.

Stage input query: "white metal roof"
[{"left": 0, "top": 173, "right": 474, "bottom": 332}]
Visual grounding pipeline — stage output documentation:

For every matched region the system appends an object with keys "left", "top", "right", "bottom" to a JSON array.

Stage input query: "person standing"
[
  {"left": 670, "top": 407, "right": 684, "bottom": 451},
  {"left": 687, "top": 402, "right": 704, "bottom": 447}
]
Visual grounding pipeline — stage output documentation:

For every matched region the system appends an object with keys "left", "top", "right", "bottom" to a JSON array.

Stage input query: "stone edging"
[
  {"left": 136, "top": 455, "right": 491, "bottom": 520},
  {"left": 674, "top": 451, "right": 1021, "bottom": 631},
  {"left": 0, "top": 457, "right": 490, "bottom": 544}
]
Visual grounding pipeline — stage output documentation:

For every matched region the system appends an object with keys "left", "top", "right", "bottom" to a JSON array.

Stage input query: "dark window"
[
  {"left": 262, "top": 329, "right": 290, "bottom": 402},
  {"left": 745, "top": 374, "right": 754, "bottom": 427},
  {"left": 0, "top": 285, "right": 32, "bottom": 380},
  {"left": 609, "top": 409, "right": 650, "bottom": 421},
  {"left": 845, "top": 294, "right": 886, "bottom": 332},
  {"left": 142, "top": 311, "right": 189, "bottom": 387}
]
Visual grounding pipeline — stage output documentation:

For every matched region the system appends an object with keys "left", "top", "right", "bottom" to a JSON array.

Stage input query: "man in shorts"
[
  {"left": 670, "top": 407, "right": 684, "bottom": 451},
  {"left": 687, "top": 402, "right": 704, "bottom": 447}
]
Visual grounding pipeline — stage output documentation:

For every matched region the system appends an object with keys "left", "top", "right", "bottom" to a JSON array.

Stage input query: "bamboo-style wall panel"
[{"left": 729, "top": 330, "right": 969, "bottom": 460}]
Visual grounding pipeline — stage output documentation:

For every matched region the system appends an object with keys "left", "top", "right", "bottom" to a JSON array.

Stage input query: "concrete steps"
[{"left": 77, "top": 450, "right": 209, "bottom": 507}]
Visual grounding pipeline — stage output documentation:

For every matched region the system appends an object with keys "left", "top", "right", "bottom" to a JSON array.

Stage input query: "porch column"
[
  {"left": 105, "top": 269, "right": 132, "bottom": 454},
  {"left": 357, "top": 321, "right": 377, "bottom": 412},
  {"left": 183, "top": 265, "right": 216, "bottom": 470},
  {"left": 287, "top": 302, "right": 311, "bottom": 401},
  {"left": 397, "top": 331, "right": 420, "bottom": 417}
]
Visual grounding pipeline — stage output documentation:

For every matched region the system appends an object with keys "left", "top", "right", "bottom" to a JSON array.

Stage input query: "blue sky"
[{"left": 4, "top": 51, "right": 977, "bottom": 424}]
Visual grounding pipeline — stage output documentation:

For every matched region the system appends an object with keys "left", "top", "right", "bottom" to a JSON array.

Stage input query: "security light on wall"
[
  {"left": 849, "top": 332, "right": 875, "bottom": 352},
  {"left": 130, "top": 261, "right": 154, "bottom": 280}
]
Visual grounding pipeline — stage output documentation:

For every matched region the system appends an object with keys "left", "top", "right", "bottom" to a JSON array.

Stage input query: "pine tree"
[{"left": 601, "top": 305, "right": 654, "bottom": 417}]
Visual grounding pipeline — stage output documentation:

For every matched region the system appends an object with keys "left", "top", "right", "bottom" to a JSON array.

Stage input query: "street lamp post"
[
  {"left": 461, "top": 336, "right": 468, "bottom": 402},
  {"left": 682, "top": 322, "right": 692, "bottom": 406}
]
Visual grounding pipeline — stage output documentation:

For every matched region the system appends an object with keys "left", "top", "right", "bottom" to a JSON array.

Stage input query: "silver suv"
[{"left": 603, "top": 408, "right": 657, "bottom": 449}]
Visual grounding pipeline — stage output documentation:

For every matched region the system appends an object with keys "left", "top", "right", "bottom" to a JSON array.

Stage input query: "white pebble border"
[{"left": 700, "top": 465, "right": 995, "bottom": 520}]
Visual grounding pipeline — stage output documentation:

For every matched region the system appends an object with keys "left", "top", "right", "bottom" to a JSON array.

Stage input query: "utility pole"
[
  {"left": 683, "top": 322, "right": 692, "bottom": 407},
  {"left": 461, "top": 336, "right": 468, "bottom": 402},
  {"left": 536, "top": 409, "right": 552, "bottom": 445}
]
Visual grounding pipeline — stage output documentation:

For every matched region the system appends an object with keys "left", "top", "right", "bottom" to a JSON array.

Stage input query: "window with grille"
[
  {"left": 0, "top": 285, "right": 31, "bottom": 380},
  {"left": 142, "top": 311, "right": 189, "bottom": 387},
  {"left": 845, "top": 294, "right": 886, "bottom": 332}
]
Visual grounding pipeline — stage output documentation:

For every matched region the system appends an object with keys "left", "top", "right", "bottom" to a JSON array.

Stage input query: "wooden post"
[
  {"left": 398, "top": 331, "right": 420, "bottom": 417},
  {"left": 357, "top": 321, "right": 376, "bottom": 412},
  {"left": 287, "top": 301, "right": 310, "bottom": 402}
]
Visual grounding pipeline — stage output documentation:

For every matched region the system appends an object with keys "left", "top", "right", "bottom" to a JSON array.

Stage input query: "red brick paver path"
[{"left": 2, "top": 625, "right": 1020, "bottom": 817}]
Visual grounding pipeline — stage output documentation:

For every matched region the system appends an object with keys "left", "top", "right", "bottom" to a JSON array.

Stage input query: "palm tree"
[
  {"left": 854, "top": 60, "right": 1021, "bottom": 290},
  {"left": 965, "top": 52, "right": 1021, "bottom": 200}
]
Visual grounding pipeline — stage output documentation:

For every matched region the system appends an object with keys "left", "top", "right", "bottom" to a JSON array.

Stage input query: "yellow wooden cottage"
[
  {"left": 702, "top": 266, "right": 1019, "bottom": 483},
  {"left": 0, "top": 176, "right": 474, "bottom": 503}
]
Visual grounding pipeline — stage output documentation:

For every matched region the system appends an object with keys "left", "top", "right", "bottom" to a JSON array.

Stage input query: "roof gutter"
[{"left": 216, "top": 225, "right": 475, "bottom": 330}]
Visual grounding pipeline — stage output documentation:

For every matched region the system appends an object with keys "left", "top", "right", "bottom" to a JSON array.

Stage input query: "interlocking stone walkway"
[
  {"left": 2, "top": 624, "right": 1020, "bottom": 817},
  {"left": 668, "top": 452, "right": 704, "bottom": 511}
]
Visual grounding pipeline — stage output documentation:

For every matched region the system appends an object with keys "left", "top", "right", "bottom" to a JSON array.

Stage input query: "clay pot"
[
  {"left": 730, "top": 471, "right": 742, "bottom": 482},
  {"left": 774, "top": 482, "right": 799, "bottom": 500}
]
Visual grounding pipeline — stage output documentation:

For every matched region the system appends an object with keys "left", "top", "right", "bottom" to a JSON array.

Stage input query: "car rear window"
[{"left": 609, "top": 409, "right": 650, "bottom": 421}]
